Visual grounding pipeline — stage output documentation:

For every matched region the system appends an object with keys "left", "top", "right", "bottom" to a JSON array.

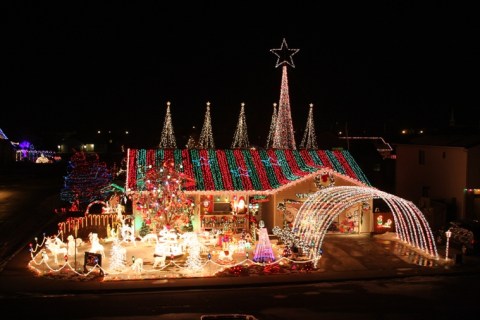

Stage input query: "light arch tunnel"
[{"left": 291, "top": 185, "right": 439, "bottom": 263}]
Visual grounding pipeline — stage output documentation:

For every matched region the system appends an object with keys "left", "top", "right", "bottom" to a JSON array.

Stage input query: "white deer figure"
[
  {"left": 66, "top": 235, "right": 83, "bottom": 256},
  {"left": 88, "top": 233, "right": 105, "bottom": 257},
  {"left": 45, "top": 236, "right": 68, "bottom": 264},
  {"left": 140, "top": 233, "right": 158, "bottom": 244},
  {"left": 131, "top": 257, "right": 143, "bottom": 273},
  {"left": 152, "top": 243, "right": 167, "bottom": 268},
  {"left": 120, "top": 218, "right": 136, "bottom": 245}
]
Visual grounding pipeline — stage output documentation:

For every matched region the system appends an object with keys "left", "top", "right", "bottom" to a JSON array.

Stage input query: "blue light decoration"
[{"left": 19, "top": 140, "right": 31, "bottom": 149}]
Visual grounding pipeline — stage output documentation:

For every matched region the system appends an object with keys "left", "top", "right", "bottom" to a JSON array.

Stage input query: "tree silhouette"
[{"left": 60, "top": 151, "right": 112, "bottom": 211}]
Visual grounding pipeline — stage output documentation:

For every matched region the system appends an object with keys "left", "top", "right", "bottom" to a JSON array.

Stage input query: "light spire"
[
  {"left": 231, "top": 102, "right": 250, "bottom": 149},
  {"left": 271, "top": 38, "right": 298, "bottom": 150},
  {"left": 198, "top": 101, "right": 215, "bottom": 149},
  {"left": 300, "top": 103, "right": 318, "bottom": 149},
  {"left": 159, "top": 101, "right": 177, "bottom": 149},
  {"left": 265, "top": 103, "right": 277, "bottom": 148}
]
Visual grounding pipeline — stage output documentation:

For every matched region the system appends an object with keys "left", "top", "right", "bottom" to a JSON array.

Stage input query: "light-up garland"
[
  {"left": 233, "top": 149, "right": 254, "bottom": 190},
  {"left": 286, "top": 186, "right": 438, "bottom": 267},
  {"left": 276, "top": 149, "right": 299, "bottom": 180},
  {"left": 208, "top": 149, "right": 225, "bottom": 190},
  {"left": 198, "top": 149, "right": 215, "bottom": 190},
  {"left": 292, "top": 150, "right": 317, "bottom": 173},
  {"left": 215, "top": 150, "right": 235, "bottom": 190},
  {"left": 29, "top": 190, "right": 439, "bottom": 279},
  {"left": 266, "top": 149, "right": 290, "bottom": 185},
  {"left": 126, "top": 148, "right": 371, "bottom": 193},
  {"left": 250, "top": 150, "right": 275, "bottom": 189},
  {"left": 241, "top": 149, "right": 263, "bottom": 190},
  {"left": 28, "top": 231, "right": 319, "bottom": 280}
]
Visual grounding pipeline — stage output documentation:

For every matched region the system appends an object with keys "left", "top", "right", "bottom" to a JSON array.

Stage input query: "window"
[
  {"left": 418, "top": 150, "right": 425, "bottom": 165},
  {"left": 422, "top": 186, "right": 430, "bottom": 198}
]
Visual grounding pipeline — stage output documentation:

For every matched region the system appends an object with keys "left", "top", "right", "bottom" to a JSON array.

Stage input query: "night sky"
[{"left": 5, "top": 1, "right": 479, "bottom": 149}]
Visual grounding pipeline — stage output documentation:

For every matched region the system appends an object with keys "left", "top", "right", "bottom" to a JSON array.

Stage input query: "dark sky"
[{"left": 4, "top": 1, "right": 479, "bottom": 149}]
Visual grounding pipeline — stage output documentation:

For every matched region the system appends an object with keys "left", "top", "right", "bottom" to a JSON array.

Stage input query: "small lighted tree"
[
  {"left": 109, "top": 238, "right": 126, "bottom": 271},
  {"left": 265, "top": 103, "right": 277, "bottom": 149},
  {"left": 231, "top": 102, "right": 250, "bottom": 149},
  {"left": 197, "top": 101, "right": 215, "bottom": 149},
  {"left": 299, "top": 103, "right": 318, "bottom": 149},
  {"left": 253, "top": 220, "right": 275, "bottom": 263},
  {"left": 185, "top": 237, "right": 203, "bottom": 272},
  {"left": 159, "top": 101, "right": 178, "bottom": 148}
]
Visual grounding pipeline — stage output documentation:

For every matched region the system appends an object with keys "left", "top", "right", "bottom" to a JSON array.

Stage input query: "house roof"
[
  {"left": 407, "top": 134, "right": 480, "bottom": 148},
  {"left": 126, "top": 148, "right": 371, "bottom": 195}
]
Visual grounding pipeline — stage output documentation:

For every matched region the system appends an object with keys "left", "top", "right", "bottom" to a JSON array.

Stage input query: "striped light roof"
[{"left": 126, "top": 148, "right": 371, "bottom": 194}]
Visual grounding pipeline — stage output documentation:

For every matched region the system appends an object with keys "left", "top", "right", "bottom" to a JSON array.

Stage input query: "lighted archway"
[{"left": 292, "top": 186, "right": 439, "bottom": 262}]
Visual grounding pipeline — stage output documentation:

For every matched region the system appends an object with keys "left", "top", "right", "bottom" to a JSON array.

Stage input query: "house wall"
[
  {"left": 395, "top": 144, "right": 468, "bottom": 221},
  {"left": 466, "top": 145, "right": 480, "bottom": 220},
  {"left": 262, "top": 175, "right": 373, "bottom": 235},
  {"left": 130, "top": 176, "right": 378, "bottom": 237}
]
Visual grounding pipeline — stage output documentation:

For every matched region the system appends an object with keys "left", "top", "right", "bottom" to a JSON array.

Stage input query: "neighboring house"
[
  {"left": 125, "top": 148, "right": 373, "bottom": 235},
  {"left": 395, "top": 131, "right": 480, "bottom": 227},
  {"left": 0, "top": 128, "right": 15, "bottom": 167},
  {"left": 56, "top": 129, "right": 127, "bottom": 165}
]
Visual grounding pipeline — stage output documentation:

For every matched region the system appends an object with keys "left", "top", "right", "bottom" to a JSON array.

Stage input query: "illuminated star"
[{"left": 270, "top": 38, "right": 300, "bottom": 68}]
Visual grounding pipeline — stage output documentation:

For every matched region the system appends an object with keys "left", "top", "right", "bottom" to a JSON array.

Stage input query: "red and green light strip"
[{"left": 126, "top": 148, "right": 371, "bottom": 192}]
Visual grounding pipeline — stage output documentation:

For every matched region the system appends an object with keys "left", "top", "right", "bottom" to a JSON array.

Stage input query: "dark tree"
[{"left": 60, "top": 151, "right": 112, "bottom": 211}]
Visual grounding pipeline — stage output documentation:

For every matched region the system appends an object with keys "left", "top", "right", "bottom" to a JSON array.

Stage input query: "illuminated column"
[{"left": 445, "top": 229, "right": 452, "bottom": 260}]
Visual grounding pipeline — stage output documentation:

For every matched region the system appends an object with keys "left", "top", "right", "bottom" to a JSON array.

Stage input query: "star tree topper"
[{"left": 270, "top": 38, "right": 300, "bottom": 68}]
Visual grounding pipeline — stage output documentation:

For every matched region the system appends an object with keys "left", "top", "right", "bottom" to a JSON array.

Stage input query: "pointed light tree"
[
  {"left": 300, "top": 103, "right": 318, "bottom": 149},
  {"left": 197, "top": 101, "right": 215, "bottom": 149},
  {"left": 265, "top": 103, "right": 277, "bottom": 149},
  {"left": 253, "top": 220, "right": 276, "bottom": 263},
  {"left": 271, "top": 38, "right": 299, "bottom": 150},
  {"left": 159, "top": 101, "right": 177, "bottom": 149},
  {"left": 231, "top": 102, "right": 250, "bottom": 149},
  {"left": 109, "top": 238, "right": 126, "bottom": 271}
]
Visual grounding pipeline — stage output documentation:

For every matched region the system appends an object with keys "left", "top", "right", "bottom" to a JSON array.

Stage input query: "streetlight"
[{"left": 445, "top": 229, "right": 452, "bottom": 260}]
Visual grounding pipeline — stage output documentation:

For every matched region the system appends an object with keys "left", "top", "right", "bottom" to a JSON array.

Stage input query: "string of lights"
[
  {"left": 126, "top": 148, "right": 371, "bottom": 193},
  {"left": 159, "top": 101, "right": 178, "bottom": 148}
]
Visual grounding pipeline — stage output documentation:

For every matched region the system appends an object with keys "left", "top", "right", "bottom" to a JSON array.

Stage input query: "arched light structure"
[{"left": 293, "top": 186, "right": 439, "bottom": 264}]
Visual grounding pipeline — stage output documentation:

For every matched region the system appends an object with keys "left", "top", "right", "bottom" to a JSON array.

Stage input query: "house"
[
  {"left": 0, "top": 128, "right": 15, "bottom": 168},
  {"left": 395, "top": 129, "right": 480, "bottom": 227},
  {"left": 125, "top": 148, "right": 374, "bottom": 235}
]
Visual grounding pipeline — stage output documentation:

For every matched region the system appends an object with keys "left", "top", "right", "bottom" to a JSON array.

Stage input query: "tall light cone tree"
[
  {"left": 159, "top": 101, "right": 177, "bottom": 148},
  {"left": 271, "top": 38, "right": 299, "bottom": 150},
  {"left": 300, "top": 103, "right": 318, "bottom": 149},
  {"left": 197, "top": 102, "right": 215, "bottom": 149},
  {"left": 265, "top": 103, "right": 277, "bottom": 149},
  {"left": 231, "top": 102, "right": 250, "bottom": 149}
]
